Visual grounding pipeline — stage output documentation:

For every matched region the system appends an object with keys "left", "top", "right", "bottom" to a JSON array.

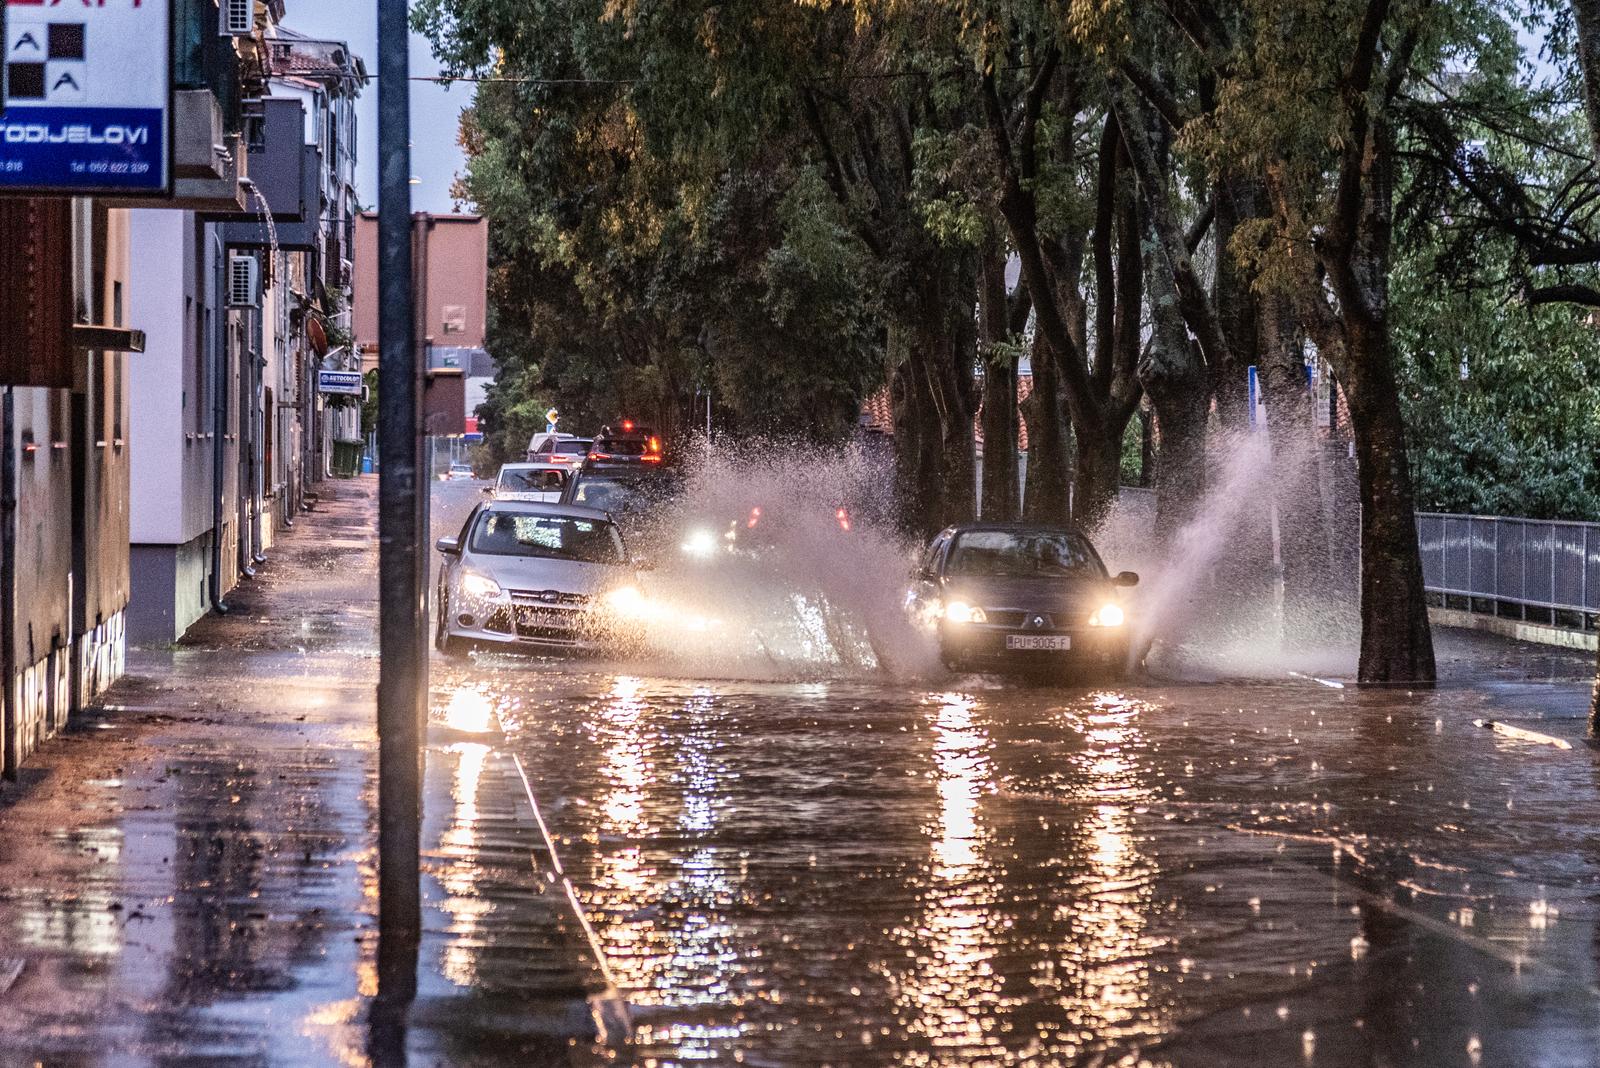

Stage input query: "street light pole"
[{"left": 376, "top": 0, "right": 424, "bottom": 954}]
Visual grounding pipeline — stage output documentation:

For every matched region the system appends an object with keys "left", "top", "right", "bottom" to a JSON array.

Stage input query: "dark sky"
[{"left": 281, "top": 3, "right": 468, "bottom": 214}]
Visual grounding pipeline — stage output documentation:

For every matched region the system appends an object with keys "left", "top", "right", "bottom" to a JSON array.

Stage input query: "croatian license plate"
[{"left": 1007, "top": 635, "right": 1070, "bottom": 651}]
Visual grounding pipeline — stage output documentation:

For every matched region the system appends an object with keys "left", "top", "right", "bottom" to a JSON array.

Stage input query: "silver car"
[
  {"left": 491, "top": 462, "right": 569, "bottom": 502},
  {"left": 434, "top": 501, "right": 648, "bottom": 655}
]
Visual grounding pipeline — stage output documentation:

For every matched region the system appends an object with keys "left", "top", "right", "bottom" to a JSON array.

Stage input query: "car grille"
[
  {"left": 482, "top": 603, "right": 589, "bottom": 643},
  {"left": 507, "top": 588, "right": 593, "bottom": 606}
]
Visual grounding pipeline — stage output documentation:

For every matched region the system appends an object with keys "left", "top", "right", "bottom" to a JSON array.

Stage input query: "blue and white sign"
[
  {"left": 0, "top": 1, "right": 171, "bottom": 195},
  {"left": 318, "top": 370, "right": 364, "bottom": 396}
]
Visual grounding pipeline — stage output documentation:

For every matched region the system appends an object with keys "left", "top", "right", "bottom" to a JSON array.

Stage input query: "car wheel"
[{"left": 434, "top": 588, "right": 449, "bottom": 650}]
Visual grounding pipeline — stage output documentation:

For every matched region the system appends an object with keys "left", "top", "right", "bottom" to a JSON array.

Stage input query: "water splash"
[
  {"left": 636, "top": 440, "right": 939, "bottom": 680},
  {"left": 1093, "top": 432, "right": 1358, "bottom": 680}
]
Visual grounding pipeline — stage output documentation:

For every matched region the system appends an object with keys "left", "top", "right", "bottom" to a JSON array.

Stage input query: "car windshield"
[
  {"left": 498, "top": 468, "right": 564, "bottom": 492},
  {"left": 469, "top": 512, "right": 626, "bottom": 564},
  {"left": 946, "top": 530, "right": 1100, "bottom": 579}
]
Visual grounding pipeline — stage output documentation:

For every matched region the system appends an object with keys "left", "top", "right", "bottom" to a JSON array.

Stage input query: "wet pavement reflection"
[{"left": 433, "top": 642, "right": 1600, "bottom": 1067}]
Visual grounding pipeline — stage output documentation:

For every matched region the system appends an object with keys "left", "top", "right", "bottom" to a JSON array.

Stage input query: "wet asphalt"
[
  {"left": 430, "top": 478, "right": 1600, "bottom": 1068},
  {"left": 0, "top": 478, "right": 1593, "bottom": 1067}
]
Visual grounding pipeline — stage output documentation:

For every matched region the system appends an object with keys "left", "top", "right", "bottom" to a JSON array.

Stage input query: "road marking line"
[{"left": 1472, "top": 719, "right": 1573, "bottom": 749}]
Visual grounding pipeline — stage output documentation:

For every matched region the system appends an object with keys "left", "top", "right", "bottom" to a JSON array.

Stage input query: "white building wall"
[{"left": 128, "top": 210, "right": 211, "bottom": 547}]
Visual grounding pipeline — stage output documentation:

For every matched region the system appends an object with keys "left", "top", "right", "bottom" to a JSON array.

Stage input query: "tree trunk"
[
  {"left": 1257, "top": 290, "right": 1335, "bottom": 628},
  {"left": 980, "top": 357, "right": 1019, "bottom": 520},
  {"left": 1074, "top": 428, "right": 1121, "bottom": 532},
  {"left": 1146, "top": 377, "right": 1208, "bottom": 544},
  {"left": 1142, "top": 216, "right": 1208, "bottom": 543},
  {"left": 1568, "top": 0, "right": 1600, "bottom": 727},
  {"left": 891, "top": 263, "right": 978, "bottom": 536},
  {"left": 978, "top": 243, "right": 1019, "bottom": 520},
  {"left": 1341, "top": 320, "right": 1436, "bottom": 683},
  {"left": 1572, "top": 0, "right": 1600, "bottom": 162},
  {"left": 1022, "top": 333, "right": 1071, "bottom": 523},
  {"left": 1211, "top": 176, "right": 1263, "bottom": 431}
]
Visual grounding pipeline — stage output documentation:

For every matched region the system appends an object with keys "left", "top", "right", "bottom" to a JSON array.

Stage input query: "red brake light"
[
  {"left": 836, "top": 508, "right": 852, "bottom": 531},
  {"left": 621, "top": 420, "right": 635, "bottom": 432},
  {"left": 648, "top": 436, "right": 661, "bottom": 453},
  {"left": 748, "top": 507, "right": 762, "bottom": 529}
]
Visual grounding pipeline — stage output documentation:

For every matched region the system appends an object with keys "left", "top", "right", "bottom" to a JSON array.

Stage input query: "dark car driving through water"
[{"left": 908, "top": 523, "right": 1138, "bottom": 678}]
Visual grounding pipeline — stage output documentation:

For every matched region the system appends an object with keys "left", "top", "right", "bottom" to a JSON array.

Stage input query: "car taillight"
[
  {"left": 648, "top": 436, "right": 661, "bottom": 453},
  {"left": 622, "top": 420, "right": 635, "bottom": 432},
  {"left": 641, "top": 454, "right": 663, "bottom": 463},
  {"left": 836, "top": 507, "right": 852, "bottom": 532},
  {"left": 748, "top": 507, "right": 762, "bottom": 529}
]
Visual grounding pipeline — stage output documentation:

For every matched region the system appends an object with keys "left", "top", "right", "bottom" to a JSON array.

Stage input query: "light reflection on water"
[
  {"left": 488, "top": 663, "right": 1600, "bottom": 1067},
  {"left": 892, "top": 691, "right": 1006, "bottom": 1060},
  {"left": 1059, "top": 692, "right": 1160, "bottom": 1047},
  {"left": 438, "top": 740, "right": 491, "bottom": 988}
]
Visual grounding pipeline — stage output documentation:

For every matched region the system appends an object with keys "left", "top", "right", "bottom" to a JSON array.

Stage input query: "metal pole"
[
  {"left": 1, "top": 388, "right": 16, "bottom": 781},
  {"left": 376, "top": 0, "right": 423, "bottom": 949}
]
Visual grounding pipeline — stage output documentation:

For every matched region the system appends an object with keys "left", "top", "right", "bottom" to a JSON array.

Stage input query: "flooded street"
[{"left": 431, "top": 482, "right": 1600, "bottom": 1067}]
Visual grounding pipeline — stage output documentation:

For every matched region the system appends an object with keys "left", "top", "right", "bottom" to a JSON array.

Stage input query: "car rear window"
[
  {"left": 499, "top": 469, "right": 565, "bottom": 492},
  {"left": 554, "top": 439, "right": 591, "bottom": 455}
]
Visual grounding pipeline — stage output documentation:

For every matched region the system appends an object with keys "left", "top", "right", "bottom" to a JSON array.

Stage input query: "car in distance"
[
  {"left": 434, "top": 501, "right": 651, "bottom": 655},
  {"left": 526, "top": 432, "right": 594, "bottom": 466},
  {"left": 587, "top": 421, "right": 663, "bottom": 465},
  {"left": 491, "top": 462, "right": 569, "bottom": 502},
  {"left": 444, "top": 462, "right": 476, "bottom": 481},
  {"left": 907, "top": 523, "right": 1138, "bottom": 678}
]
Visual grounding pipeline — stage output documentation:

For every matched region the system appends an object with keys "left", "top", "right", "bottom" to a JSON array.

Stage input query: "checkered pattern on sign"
[{"left": 7, "top": 22, "right": 87, "bottom": 102}]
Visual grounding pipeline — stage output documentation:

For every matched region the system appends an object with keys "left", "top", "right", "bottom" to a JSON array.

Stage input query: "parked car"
[
  {"left": 444, "top": 462, "right": 476, "bottom": 481},
  {"left": 586, "top": 421, "right": 662, "bottom": 465},
  {"left": 526, "top": 432, "right": 593, "bottom": 466},
  {"left": 907, "top": 523, "right": 1138, "bottom": 678},
  {"left": 491, "top": 462, "right": 569, "bottom": 502},
  {"left": 434, "top": 501, "right": 651, "bottom": 655}
]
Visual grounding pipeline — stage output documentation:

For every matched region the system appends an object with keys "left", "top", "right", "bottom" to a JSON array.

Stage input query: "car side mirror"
[
  {"left": 1113, "top": 570, "right": 1139, "bottom": 587},
  {"left": 436, "top": 536, "right": 460, "bottom": 555}
]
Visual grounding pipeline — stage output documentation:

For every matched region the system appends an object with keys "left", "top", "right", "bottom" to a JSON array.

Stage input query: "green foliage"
[{"left": 1394, "top": 239, "right": 1600, "bottom": 520}]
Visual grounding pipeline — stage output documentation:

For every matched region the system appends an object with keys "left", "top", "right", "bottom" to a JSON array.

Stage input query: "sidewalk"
[{"left": 0, "top": 478, "right": 623, "bottom": 1066}]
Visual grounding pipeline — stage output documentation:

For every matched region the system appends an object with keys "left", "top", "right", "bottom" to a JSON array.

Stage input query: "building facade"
[{"left": 126, "top": 16, "right": 366, "bottom": 646}]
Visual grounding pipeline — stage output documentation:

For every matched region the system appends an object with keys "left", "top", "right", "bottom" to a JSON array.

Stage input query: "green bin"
[{"left": 332, "top": 440, "right": 364, "bottom": 479}]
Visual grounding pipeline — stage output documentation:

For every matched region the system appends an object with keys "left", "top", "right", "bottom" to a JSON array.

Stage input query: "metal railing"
[{"left": 1416, "top": 512, "right": 1600, "bottom": 620}]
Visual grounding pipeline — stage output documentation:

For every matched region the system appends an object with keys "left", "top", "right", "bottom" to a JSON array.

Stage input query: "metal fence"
[{"left": 1416, "top": 512, "right": 1600, "bottom": 620}]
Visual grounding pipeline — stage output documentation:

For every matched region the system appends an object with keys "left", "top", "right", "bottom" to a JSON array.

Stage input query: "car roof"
[
  {"left": 480, "top": 500, "right": 613, "bottom": 523},
  {"left": 941, "top": 521, "right": 1094, "bottom": 537}
]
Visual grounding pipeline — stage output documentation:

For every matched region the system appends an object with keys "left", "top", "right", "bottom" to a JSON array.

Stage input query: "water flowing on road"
[{"left": 431, "top": 476, "right": 1600, "bottom": 1067}]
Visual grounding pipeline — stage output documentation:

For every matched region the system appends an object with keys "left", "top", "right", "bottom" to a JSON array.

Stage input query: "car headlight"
[
  {"left": 680, "top": 529, "right": 719, "bottom": 557},
  {"left": 1088, "top": 603, "right": 1125, "bottom": 627},
  {"left": 943, "top": 600, "right": 987, "bottom": 625},
  {"left": 605, "top": 584, "right": 649, "bottom": 616},
  {"left": 460, "top": 572, "right": 503, "bottom": 600}
]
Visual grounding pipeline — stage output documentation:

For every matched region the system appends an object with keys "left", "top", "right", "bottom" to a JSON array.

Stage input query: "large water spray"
[{"left": 634, "top": 441, "right": 941, "bottom": 680}]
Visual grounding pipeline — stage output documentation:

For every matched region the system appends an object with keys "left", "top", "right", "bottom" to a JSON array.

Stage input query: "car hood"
[
  {"left": 467, "top": 554, "right": 630, "bottom": 596},
  {"left": 941, "top": 573, "right": 1112, "bottom": 612}
]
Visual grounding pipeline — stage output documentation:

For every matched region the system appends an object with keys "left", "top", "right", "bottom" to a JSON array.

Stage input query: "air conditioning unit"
[
  {"left": 228, "top": 254, "right": 261, "bottom": 308},
  {"left": 220, "top": 0, "right": 254, "bottom": 37}
]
